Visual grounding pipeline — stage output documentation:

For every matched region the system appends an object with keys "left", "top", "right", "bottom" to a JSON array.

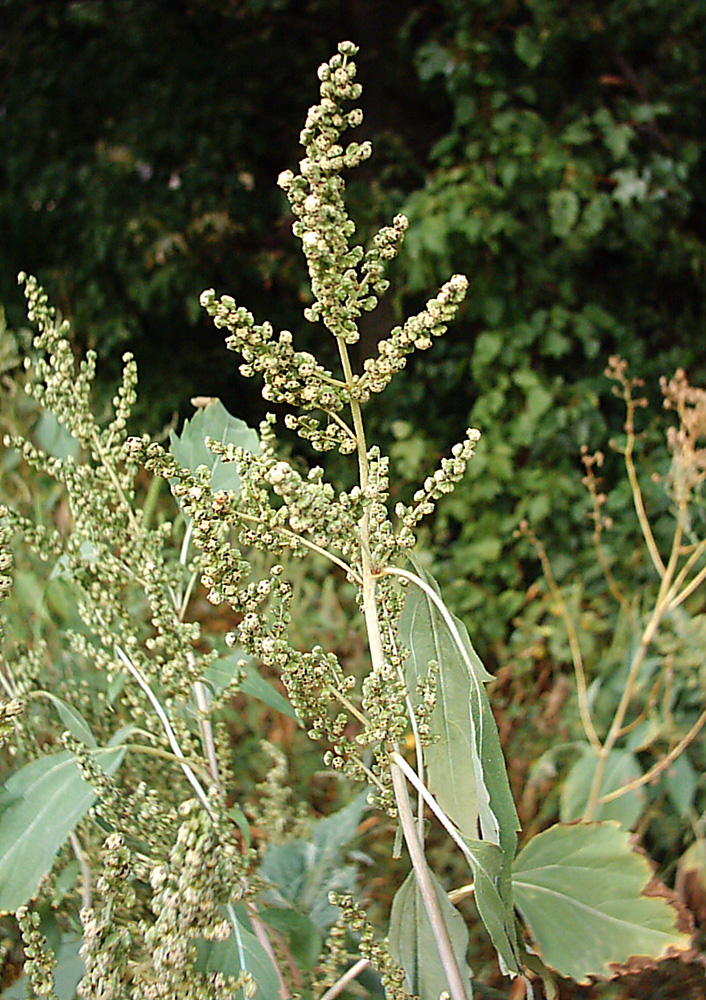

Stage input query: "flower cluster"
[
  {"left": 77, "top": 833, "right": 136, "bottom": 1000},
  {"left": 325, "top": 894, "right": 412, "bottom": 1000},
  {"left": 661, "top": 366, "right": 706, "bottom": 501},
  {"left": 277, "top": 42, "right": 405, "bottom": 345},
  {"left": 15, "top": 905, "right": 58, "bottom": 999},
  {"left": 361, "top": 273, "right": 469, "bottom": 395},
  {"left": 138, "top": 799, "right": 250, "bottom": 999},
  {"left": 395, "top": 427, "right": 482, "bottom": 534}
]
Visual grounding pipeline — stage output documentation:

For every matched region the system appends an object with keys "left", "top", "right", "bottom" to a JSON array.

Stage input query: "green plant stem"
[
  {"left": 69, "top": 830, "right": 92, "bottom": 910},
  {"left": 114, "top": 644, "right": 216, "bottom": 818},
  {"left": 337, "top": 336, "right": 470, "bottom": 1000},
  {"left": 319, "top": 958, "right": 370, "bottom": 1000},
  {"left": 390, "top": 759, "right": 471, "bottom": 1000},
  {"left": 598, "top": 704, "right": 706, "bottom": 805},
  {"left": 584, "top": 505, "right": 686, "bottom": 820},
  {"left": 520, "top": 528, "right": 600, "bottom": 751}
]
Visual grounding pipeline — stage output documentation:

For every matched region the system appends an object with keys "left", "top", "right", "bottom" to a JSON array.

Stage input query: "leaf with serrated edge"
[
  {"left": 512, "top": 822, "right": 691, "bottom": 983},
  {"left": 0, "top": 745, "right": 127, "bottom": 911},
  {"left": 169, "top": 399, "right": 259, "bottom": 495},
  {"left": 389, "top": 870, "right": 474, "bottom": 999}
]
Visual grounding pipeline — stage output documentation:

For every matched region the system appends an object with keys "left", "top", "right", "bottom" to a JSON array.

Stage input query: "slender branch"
[
  {"left": 619, "top": 394, "right": 665, "bottom": 577},
  {"left": 598, "top": 706, "right": 706, "bottom": 805},
  {"left": 237, "top": 510, "right": 362, "bottom": 584},
  {"left": 114, "top": 645, "right": 216, "bottom": 819},
  {"left": 516, "top": 529, "right": 600, "bottom": 751},
  {"left": 69, "top": 830, "right": 92, "bottom": 910},
  {"left": 391, "top": 760, "right": 471, "bottom": 1000},
  {"left": 320, "top": 958, "right": 370, "bottom": 1000}
]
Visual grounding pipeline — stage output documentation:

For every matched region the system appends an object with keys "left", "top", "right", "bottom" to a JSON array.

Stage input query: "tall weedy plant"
[{"left": 0, "top": 42, "right": 692, "bottom": 1000}]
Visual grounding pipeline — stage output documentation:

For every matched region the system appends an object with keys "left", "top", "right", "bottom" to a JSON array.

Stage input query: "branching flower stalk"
[{"left": 524, "top": 355, "right": 706, "bottom": 823}]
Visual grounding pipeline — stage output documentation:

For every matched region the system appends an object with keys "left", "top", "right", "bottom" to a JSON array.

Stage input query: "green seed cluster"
[
  {"left": 326, "top": 894, "right": 413, "bottom": 1000},
  {"left": 396, "top": 428, "right": 481, "bottom": 532},
  {"left": 77, "top": 833, "right": 136, "bottom": 1000},
  {"left": 361, "top": 274, "right": 469, "bottom": 395},
  {"left": 139, "top": 799, "right": 250, "bottom": 1000},
  {"left": 15, "top": 905, "right": 59, "bottom": 999}
]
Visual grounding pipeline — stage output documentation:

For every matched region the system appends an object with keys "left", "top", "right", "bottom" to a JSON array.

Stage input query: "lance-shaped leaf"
[
  {"left": 512, "top": 821, "right": 692, "bottom": 983},
  {"left": 389, "top": 869, "right": 474, "bottom": 1000},
  {"left": 399, "top": 559, "right": 521, "bottom": 970},
  {"left": 203, "top": 651, "right": 298, "bottom": 720},
  {"left": 195, "top": 904, "right": 281, "bottom": 1000},
  {"left": 0, "top": 739, "right": 128, "bottom": 911},
  {"left": 399, "top": 559, "right": 491, "bottom": 838},
  {"left": 458, "top": 836, "right": 519, "bottom": 975},
  {"left": 169, "top": 399, "right": 259, "bottom": 494}
]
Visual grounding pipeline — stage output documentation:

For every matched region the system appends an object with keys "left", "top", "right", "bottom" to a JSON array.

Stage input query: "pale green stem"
[
  {"left": 337, "top": 336, "right": 470, "bottom": 1000},
  {"left": 390, "top": 760, "right": 471, "bottom": 1000},
  {"left": 69, "top": 830, "right": 92, "bottom": 910},
  {"left": 91, "top": 429, "right": 141, "bottom": 536},
  {"left": 598, "top": 704, "right": 706, "bottom": 805},
  {"left": 237, "top": 510, "right": 362, "bottom": 584},
  {"left": 584, "top": 507, "right": 685, "bottom": 820},
  {"left": 114, "top": 645, "right": 215, "bottom": 819},
  {"left": 319, "top": 958, "right": 370, "bottom": 1000}
]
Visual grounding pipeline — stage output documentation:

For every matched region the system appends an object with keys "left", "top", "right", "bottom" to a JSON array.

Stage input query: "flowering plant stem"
[{"left": 339, "top": 330, "right": 471, "bottom": 1000}]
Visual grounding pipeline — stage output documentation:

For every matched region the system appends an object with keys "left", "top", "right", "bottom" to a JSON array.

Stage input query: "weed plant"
[{"left": 0, "top": 43, "right": 699, "bottom": 1000}]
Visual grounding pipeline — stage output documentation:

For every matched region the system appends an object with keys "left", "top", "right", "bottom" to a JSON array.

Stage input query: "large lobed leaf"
[
  {"left": 512, "top": 821, "right": 692, "bottom": 983},
  {"left": 388, "top": 869, "right": 474, "bottom": 1000},
  {"left": 169, "top": 398, "right": 259, "bottom": 494}
]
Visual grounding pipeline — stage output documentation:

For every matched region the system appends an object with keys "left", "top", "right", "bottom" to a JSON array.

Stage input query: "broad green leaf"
[
  {"left": 561, "top": 746, "right": 644, "bottom": 829},
  {"left": 169, "top": 399, "right": 259, "bottom": 494},
  {"left": 2, "top": 933, "right": 83, "bottom": 999},
  {"left": 400, "top": 560, "right": 521, "bottom": 970},
  {"left": 0, "top": 743, "right": 127, "bottom": 911},
  {"left": 388, "top": 870, "right": 473, "bottom": 1000},
  {"left": 260, "top": 793, "right": 367, "bottom": 930},
  {"left": 261, "top": 907, "right": 323, "bottom": 971},
  {"left": 400, "top": 559, "right": 491, "bottom": 838},
  {"left": 35, "top": 691, "right": 97, "bottom": 748},
  {"left": 203, "top": 651, "right": 298, "bottom": 720},
  {"left": 549, "top": 189, "right": 580, "bottom": 237},
  {"left": 512, "top": 822, "right": 691, "bottom": 983},
  {"left": 35, "top": 410, "right": 80, "bottom": 461},
  {"left": 195, "top": 905, "right": 280, "bottom": 999}
]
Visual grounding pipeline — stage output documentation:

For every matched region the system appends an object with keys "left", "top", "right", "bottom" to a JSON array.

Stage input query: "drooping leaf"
[
  {"left": 399, "top": 559, "right": 521, "bottom": 970},
  {"left": 458, "top": 836, "right": 519, "bottom": 975},
  {"left": 399, "top": 558, "right": 491, "bottom": 839},
  {"left": 512, "top": 821, "right": 692, "bottom": 983},
  {"left": 35, "top": 691, "right": 97, "bottom": 748},
  {"left": 0, "top": 743, "right": 127, "bottom": 911},
  {"left": 195, "top": 905, "right": 281, "bottom": 999},
  {"left": 260, "top": 792, "right": 368, "bottom": 930},
  {"left": 388, "top": 869, "right": 474, "bottom": 1000},
  {"left": 169, "top": 399, "right": 259, "bottom": 494},
  {"left": 203, "top": 651, "right": 298, "bottom": 720},
  {"left": 561, "top": 745, "right": 644, "bottom": 829}
]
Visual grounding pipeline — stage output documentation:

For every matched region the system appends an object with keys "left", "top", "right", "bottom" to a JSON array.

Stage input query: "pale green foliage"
[{"left": 0, "top": 42, "right": 694, "bottom": 1000}]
